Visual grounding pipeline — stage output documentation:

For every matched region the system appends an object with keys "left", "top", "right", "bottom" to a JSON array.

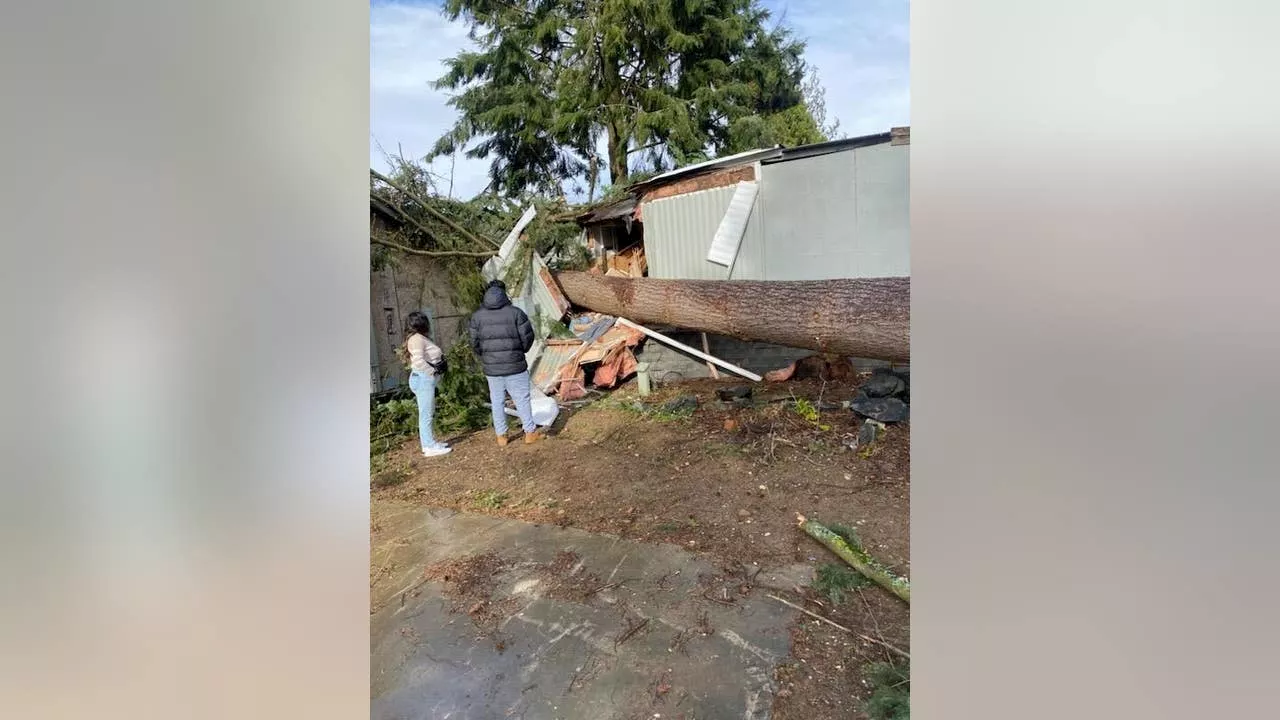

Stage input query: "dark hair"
[
  {"left": 487, "top": 279, "right": 506, "bottom": 291},
  {"left": 405, "top": 311, "right": 432, "bottom": 337}
]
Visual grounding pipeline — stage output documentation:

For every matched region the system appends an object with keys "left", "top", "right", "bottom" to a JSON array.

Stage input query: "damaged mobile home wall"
[
  {"left": 576, "top": 129, "right": 910, "bottom": 381},
  {"left": 369, "top": 199, "right": 469, "bottom": 394}
]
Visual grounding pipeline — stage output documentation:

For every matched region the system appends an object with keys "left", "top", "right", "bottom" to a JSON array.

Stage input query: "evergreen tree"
[{"left": 429, "top": 0, "right": 817, "bottom": 196}]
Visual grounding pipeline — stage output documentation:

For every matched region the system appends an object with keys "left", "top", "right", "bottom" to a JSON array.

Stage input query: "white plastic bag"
[{"left": 501, "top": 386, "right": 560, "bottom": 428}]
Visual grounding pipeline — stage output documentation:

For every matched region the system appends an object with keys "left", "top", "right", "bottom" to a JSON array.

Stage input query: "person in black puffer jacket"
[{"left": 468, "top": 280, "right": 543, "bottom": 446}]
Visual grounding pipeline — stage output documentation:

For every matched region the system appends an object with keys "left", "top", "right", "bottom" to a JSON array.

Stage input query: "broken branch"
[
  {"left": 765, "top": 593, "right": 911, "bottom": 660},
  {"left": 371, "top": 168, "right": 502, "bottom": 249},
  {"left": 797, "top": 514, "right": 910, "bottom": 604},
  {"left": 371, "top": 237, "right": 497, "bottom": 258},
  {"left": 614, "top": 617, "right": 650, "bottom": 648}
]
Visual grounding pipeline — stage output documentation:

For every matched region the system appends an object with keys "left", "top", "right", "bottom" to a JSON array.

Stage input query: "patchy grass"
[
  {"left": 473, "top": 489, "right": 509, "bottom": 510},
  {"left": 655, "top": 515, "right": 698, "bottom": 533},
  {"left": 863, "top": 660, "right": 910, "bottom": 720},
  {"left": 811, "top": 562, "right": 871, "bottom": 604},
  {"left": 372, "top": 466, "right": 412, "bottom": 489},
  {"left": 370, "top": 453, "right": 412, "bottom": 489},
  {"left": 604, "top": 396, "right": 695, "bottom": 423}
]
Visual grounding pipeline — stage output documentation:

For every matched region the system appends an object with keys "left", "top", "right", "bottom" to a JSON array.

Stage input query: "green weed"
[
  {"left": 794, "top": 398, "right": 819, "bottom": 423},
  {"left": 863, "top": 660, "right": 910, "bottom": 720},
  {"left": 793, "top": 398, "right": 831, "bottom": 431}
]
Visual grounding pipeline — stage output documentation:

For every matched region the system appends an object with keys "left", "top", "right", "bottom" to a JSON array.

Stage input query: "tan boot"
[
  {"left": 496, "top": 434, "right": 509, "bottom": 447},
  {"left": 524, "top": 429, "right": 544, "bottom": 445}
]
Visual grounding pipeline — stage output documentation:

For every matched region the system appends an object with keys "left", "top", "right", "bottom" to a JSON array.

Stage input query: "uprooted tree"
[{"left": 553, "top": 272, "right": 910, "bottom": 362}]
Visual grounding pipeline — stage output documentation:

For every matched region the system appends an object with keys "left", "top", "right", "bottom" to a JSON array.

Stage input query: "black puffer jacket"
[{"left": 468, "top": 284, "right": 535, "bottom": 377}]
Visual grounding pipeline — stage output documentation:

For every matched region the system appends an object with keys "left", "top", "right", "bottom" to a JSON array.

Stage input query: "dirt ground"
[{"left": 371, "top": 375, "right": 910, "bottom": 719}]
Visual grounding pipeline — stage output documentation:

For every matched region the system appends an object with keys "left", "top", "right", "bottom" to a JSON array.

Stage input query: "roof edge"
[{"left": 762, "top": 130, "right": 900, "bottom": 164}]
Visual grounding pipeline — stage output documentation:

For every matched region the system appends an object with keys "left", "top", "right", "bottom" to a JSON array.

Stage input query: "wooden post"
[{"left": 700, "top": 333, "right": 720, "bottom": 379}]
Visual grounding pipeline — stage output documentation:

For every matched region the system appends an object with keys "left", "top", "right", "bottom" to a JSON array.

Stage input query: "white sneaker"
[{"left": 422, "top": 445, "right": 452, "bottom": 457}]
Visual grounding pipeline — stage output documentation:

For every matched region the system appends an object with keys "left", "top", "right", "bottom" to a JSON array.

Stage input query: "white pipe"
[{"left": 615, "top": 317, "right": 762, "bottom": 382}]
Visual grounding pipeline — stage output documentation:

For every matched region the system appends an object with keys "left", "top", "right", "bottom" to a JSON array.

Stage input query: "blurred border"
[
  {"left": 1, "top": 1, "right": 370, "bottom": 718},
  {"left": 913, "top": 0, "right": 1279, "bottom": 717},
  {"left": 3, "top": 0, "right": 1279, "bottom": 718}
]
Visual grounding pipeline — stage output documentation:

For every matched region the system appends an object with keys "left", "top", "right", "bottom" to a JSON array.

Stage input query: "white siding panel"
[{"left": 706, "top": 181, "right": 759, "bottom": 267}]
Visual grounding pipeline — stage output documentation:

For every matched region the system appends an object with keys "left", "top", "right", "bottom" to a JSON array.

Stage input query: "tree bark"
[
  {"left": 552, "top": 272, "right": 909, "bottom": 362},
  {"left": 606, "top": 122, "right": 629, "bottom": 187}
]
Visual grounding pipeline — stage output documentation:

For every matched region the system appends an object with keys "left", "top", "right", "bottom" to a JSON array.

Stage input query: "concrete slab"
[{"left": 371, "top": 507, "right": 809, "bottom": 720}]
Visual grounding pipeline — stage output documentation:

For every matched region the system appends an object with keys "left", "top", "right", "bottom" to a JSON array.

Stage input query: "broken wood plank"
[{"left": 616, "top": 317, "right": 762, "bottom": 381}]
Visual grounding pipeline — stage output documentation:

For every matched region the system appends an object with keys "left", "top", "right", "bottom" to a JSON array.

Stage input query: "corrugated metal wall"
[
  {"left": 641, "top": 184, "right": 766, "bottom": 280},
  {"left": 758, "top": 142, "right": 909, "bottom": 279},
  {"left": 638, "top": 142, "right": 909, "bottom": 282}
]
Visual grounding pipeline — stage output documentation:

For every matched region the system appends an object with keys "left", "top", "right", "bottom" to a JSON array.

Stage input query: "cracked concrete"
[{"left": 371, "top": 507, "right": 812, "bottom": 720}]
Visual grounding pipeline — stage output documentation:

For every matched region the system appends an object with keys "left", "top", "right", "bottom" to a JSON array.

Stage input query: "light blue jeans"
[
  {"left": 408, "top": 371, "right": 444, "bottom": 450},
  {"left": 487, "top": 371, "right": 536, "bottom": 436}
]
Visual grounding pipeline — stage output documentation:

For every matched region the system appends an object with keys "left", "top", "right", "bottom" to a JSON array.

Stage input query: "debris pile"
[
  {"left": 531, "top": 312, "right": 647, "bottom": 400},
  {"left": 600, "top": 244, "right": 647, "bottom": 278}
]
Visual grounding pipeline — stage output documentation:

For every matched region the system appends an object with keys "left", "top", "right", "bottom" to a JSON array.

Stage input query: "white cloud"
[
  {"left": 369, "top": 0, "right": 910, "bottom": 198},
  {"left": 770, "top": 0, "right": 910, "bottom": 137},
  {"left": 370, "top": 1, "right": 492, "bottom": 198}
]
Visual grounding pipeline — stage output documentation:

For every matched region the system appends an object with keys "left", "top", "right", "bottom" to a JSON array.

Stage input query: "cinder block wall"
[{"left": 633, "top": 332, "right": 902, "bottom": 386}]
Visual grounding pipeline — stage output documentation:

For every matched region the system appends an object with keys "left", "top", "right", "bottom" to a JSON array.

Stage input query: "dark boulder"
[
  {"left": 856, "top": 418, "right": 884, "bottom": 447},
  {"left": 850, "top": 396, "right": 909, "bottom": 423},
  {"left": 716, "top": 386, "right": 753, "bottom": 402},
  {"left": 860, "top": 373, "right": 906, "bottom": 399},
  {"left": 660, "top": 395, "right": 699, "bottom": 414}
]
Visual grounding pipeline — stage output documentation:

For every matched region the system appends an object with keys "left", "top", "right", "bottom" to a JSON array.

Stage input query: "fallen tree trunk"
[
  {"left": 553, "top": 272, "right": 909, "bottom": 362},
  {"left": 798, "top": 514, "right": 910, "bottom": 604}
]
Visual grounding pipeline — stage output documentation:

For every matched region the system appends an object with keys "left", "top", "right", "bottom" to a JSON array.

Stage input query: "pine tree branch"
[
  {"left": 370, "top": 168, "right": 502, "bottom": 249},
  {"left": 371, "top": 236, "right": 497, "bottom": 258}
]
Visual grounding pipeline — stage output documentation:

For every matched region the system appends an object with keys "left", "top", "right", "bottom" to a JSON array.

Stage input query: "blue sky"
[{"left": 370, "top": 0, "right": 909, "bottom": 199}]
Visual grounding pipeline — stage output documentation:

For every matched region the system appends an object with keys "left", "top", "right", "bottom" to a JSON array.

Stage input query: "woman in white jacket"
[{"left": 404, "top": 312, "right": 450, "bottom": 457}]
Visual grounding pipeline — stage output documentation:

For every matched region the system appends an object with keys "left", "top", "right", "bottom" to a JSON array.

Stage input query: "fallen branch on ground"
[
  {"left": 797, "top": 514, "right": 910, "bottom": 604},
  {"left": 766, "top": 593, "right": 911, "bottom": 660},
  {"left": 614, "top": 617, "right": 650, "bottom": 648}
]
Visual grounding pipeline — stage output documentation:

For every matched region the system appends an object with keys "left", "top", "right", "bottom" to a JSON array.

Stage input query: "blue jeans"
[
  {"left": 487, "top": 371, "right": 536, "bottom": 436},
  {"left": 408, "top": 371, "right": 443, "bottom": 450}
]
